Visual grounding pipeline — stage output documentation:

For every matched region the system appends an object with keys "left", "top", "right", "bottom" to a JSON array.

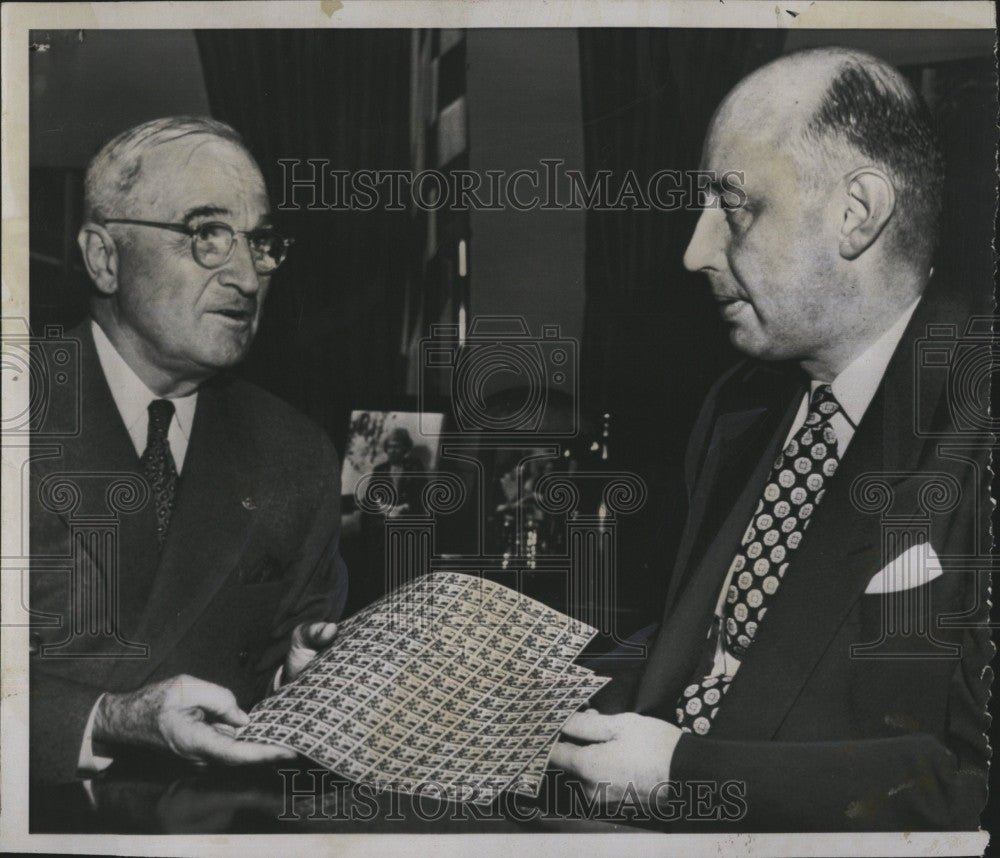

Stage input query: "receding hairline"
[
  {"left": 709, "top": 50, "right": 900, "bottom": 178},
  {"left": 135, "top": 132, "right": 264, "bottom": 183},
  {"left": 705, "top": 46, "right": 943, "bottom": 268},
  {"left": 709, "top": 49, "right": 856, "bottom": 148},
  {"left": 82, "top": 117, "right": 263, "bottom": 222}
]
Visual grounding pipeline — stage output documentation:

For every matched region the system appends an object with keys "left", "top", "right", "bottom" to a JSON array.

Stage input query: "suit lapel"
[
  {"left": 667, "top": 401, "right": 791, "bottom": 608},
  {"left": 46, "top": 324, "right": 154, "bottom": 513},
  {"left": 117, "top": 379, "right": 262, "bottom": 686},
  {"left": 37, "top": 325, "right": 161, "bottom": 674},
  {"left": 635, "top": 375, "right": 804, "bottom": 715},
  {"left": 710, "top": 392, "right": 886, "bottom": 738}
]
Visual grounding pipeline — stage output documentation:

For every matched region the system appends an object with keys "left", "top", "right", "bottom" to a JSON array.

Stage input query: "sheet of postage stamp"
[
  {"left": 238, "top": 572, "right": 608, "bottom": 803},
  {"left": 1, "top": 2, "right": 995, "bottom": 856}
]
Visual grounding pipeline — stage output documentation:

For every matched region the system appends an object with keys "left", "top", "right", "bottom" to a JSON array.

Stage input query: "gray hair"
[{"left": 82, "top": 116, "right": 252, "bottom": 223}]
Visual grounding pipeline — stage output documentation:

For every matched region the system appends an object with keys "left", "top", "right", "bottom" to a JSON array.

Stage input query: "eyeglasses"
[{"left": 103, "top": 218, "right": 294, "bottom": 273}]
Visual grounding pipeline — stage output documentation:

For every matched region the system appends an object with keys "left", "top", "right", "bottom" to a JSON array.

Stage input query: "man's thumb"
[
  {"left": 311, "top": 621, "right": 338, "bottom": 648},
  {"left": 298, "top": 621, "right": 338, "bottom": 650}
]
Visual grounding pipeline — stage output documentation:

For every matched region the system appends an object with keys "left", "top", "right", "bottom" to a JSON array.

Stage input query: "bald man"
[{"left": 553, "top": 48, "right": 991, "bottom": 831}]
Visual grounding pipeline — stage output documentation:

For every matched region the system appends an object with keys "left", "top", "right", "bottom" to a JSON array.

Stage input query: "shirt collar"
[
  {"left": 90, "top": 319, "right": 198, "bottom": 440},
  {"left": 819, "top": 296, "right": 921, "bottom": 427}
]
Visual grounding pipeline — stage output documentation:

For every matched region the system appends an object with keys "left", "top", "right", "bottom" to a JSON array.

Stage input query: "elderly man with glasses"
[{"left": 29, "top": 117, "right": 348, "bottom": 784}]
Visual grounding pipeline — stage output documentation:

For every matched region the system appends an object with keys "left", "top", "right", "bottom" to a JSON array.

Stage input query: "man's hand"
[
  {"left": 550, "top": 709, "right": 684, "bottom": 804},
  {"left": 283, "top": 621, "right": 338, "bottom": 682},
  {"left": 93, "top": 675, "right": 297, "bottom": 766}
]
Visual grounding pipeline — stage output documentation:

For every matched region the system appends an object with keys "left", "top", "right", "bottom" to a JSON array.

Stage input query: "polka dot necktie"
[
  {"left": 676, "top": 384, "right": 842, "bottom": 736},
  {"left": 140, "top": 399, "right": 178, "bottom": 548}
]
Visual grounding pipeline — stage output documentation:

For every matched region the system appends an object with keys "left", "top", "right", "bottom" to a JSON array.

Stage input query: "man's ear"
[
  {"left": 77, "top": 223, "right": 119, "bottom": 294},
  {"left": 839, "top": 168, "right": 896, "bottom": 260}
]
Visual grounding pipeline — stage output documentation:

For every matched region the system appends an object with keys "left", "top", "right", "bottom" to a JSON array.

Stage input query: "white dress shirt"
[
  {"left": 707, "top": 297, "right": 921, "bottom": 679},
  {"left": 90, "top": 320, "right": 198, "bottom": 471},
  {"left": 79, "top": 320, "right": 199, "bottom": 774}
]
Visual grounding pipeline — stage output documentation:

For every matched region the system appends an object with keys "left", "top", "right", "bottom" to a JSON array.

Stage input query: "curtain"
[
  {"left": 196, "top": 30, "right": 412, "bottom": 451},
  {"left": 577, "top": 29, "right": 784, "bottom": 474},
  {"left": 576, "top": 29, "right": 784, "bottom": 622}
]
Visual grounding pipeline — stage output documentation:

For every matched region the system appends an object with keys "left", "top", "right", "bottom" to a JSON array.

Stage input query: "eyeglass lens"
[{"left": 193, "top": 223, "right": 289, "bottom": 272}]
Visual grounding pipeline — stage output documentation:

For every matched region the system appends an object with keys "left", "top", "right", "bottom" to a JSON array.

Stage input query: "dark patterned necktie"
[
  {"left": 140, "top": 399, "right": 178, "bottom": 548},
  {"left": 676, "top": 384, "right": 842, "bottom": 736}
]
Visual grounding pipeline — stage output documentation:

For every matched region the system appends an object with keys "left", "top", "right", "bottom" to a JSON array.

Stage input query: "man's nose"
[
  {"left": 219, "top": 234, "right": 263, "bottom": 295},
  {"left": 683, "top": 208, "right": 726, "bottom": 273}
]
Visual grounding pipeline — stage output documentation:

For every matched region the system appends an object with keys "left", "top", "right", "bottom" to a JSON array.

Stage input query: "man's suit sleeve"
[
  {"left": 670, "top": 633, "right": 991, "bottom": 831},
  {"left": 665, "top": 523, "right": 991, "bottom": 829},
  {"left": 29, "top": 672, "right": 106, "bottom": 785}
]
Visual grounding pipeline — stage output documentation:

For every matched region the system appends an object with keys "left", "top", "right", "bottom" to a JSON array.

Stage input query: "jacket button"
[{"left": 238, "top": 648, "right": 249, "bottom": 664}]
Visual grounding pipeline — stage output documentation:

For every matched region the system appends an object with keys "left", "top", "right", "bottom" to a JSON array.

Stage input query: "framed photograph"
[{"left": 340, "top": 409, "right": 445, "bottom": 502}]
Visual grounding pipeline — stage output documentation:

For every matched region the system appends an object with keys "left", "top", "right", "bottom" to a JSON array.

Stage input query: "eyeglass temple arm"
[{"left": 102, "top": 218, "right": 190, "bottom": 235}]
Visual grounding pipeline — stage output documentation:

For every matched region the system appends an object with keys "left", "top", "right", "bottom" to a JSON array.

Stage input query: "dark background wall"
[
  {"left": 466, "top": 28, "right": 586, "bottom": 346},
  {"left": 29, "top": 30, "right": 210, "bottom": 329}
]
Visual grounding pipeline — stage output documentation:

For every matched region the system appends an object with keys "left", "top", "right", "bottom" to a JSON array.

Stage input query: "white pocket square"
[{"left": 864, "top": 542, "right": 943, "bottom": 595}]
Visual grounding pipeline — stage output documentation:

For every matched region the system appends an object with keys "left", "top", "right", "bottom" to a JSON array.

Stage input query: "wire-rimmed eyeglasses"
[{"left": 103, "top": 218, "right": 294, "bottom": 273}]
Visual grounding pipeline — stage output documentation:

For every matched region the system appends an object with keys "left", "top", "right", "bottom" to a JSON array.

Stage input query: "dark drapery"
[
  {"left": 576, "top": 30, "right": 783, "bottom": 620},
  {"left": 196, "top": 30, "right": 412, "bottom": 451},
  {"left": 577, "top": 28, "right": 784, "bottom": 481}
]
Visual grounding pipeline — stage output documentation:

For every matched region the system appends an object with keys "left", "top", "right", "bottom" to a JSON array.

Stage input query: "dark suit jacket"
[
  {"left": 30, "top": 323, "right": 348, "bottom": 785},
  {"left": 617, "top": 280, "right": 992, "bottom": 831}
]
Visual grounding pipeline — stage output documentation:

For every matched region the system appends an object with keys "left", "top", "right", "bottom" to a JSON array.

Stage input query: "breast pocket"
[
  {"left": 860, "top": 559, "right": 967, "bottom": 655},
  {"left": 857, "top": 583, "right": 954, "bottom": 657},
  {"left": 851, "top": 586, "right": 957, "bottom": 736}
]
